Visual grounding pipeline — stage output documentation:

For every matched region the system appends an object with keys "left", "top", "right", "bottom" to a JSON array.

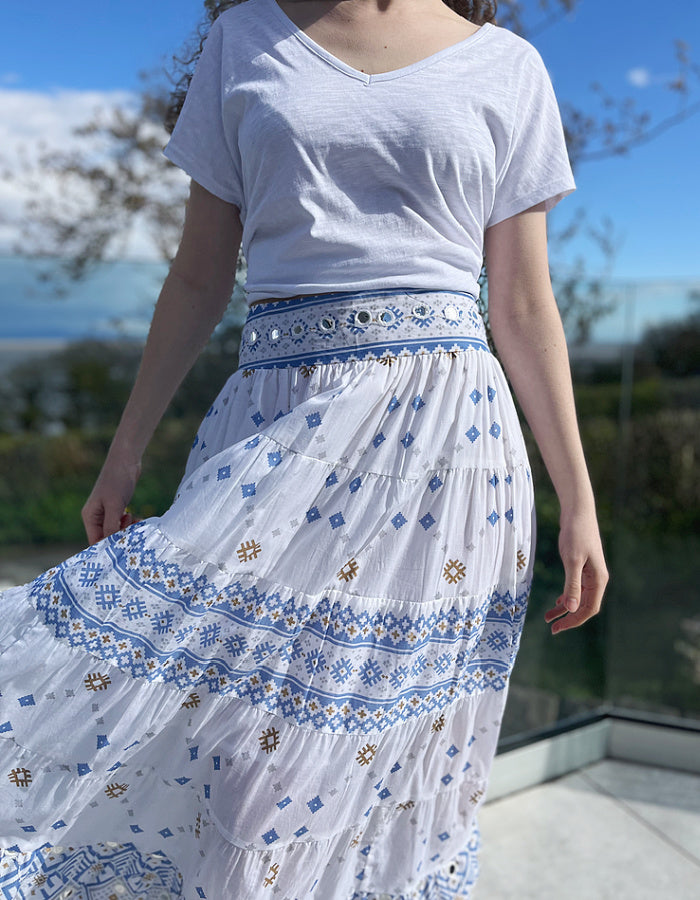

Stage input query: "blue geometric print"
[
  {"left": 94, "top": 584, "right": 120, "bottom": 610},
  {"left": 0, "top": 842, "right": 183, "bottom": 900},
  {"left": 27, "top": 524, "right": 530, "bottom": 735},
  {"left": 350, "top": 817, "right": 480, "bottom": 899}
]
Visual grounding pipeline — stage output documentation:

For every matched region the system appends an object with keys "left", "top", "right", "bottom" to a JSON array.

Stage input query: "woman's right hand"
[{"left": 81, "top": 455, "right": 142, "bottom": 546}]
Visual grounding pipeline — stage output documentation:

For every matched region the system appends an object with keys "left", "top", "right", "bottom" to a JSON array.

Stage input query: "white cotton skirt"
[{"left": 0, "top": 288, "right": 535, "bottom": 900}]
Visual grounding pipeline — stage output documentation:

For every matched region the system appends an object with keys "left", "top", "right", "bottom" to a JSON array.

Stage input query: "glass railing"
[{"left": 502, "top": 277, "right": 700, "bottom": 739}]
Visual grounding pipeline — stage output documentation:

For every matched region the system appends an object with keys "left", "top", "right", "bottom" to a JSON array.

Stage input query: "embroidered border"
[
  {"left": 238, "top": 289, "right": 490, "bottom": 371},
  {"left": 28, "top": 524, "right": 529, "bottom": 735},
  {"left": 0, "top": 842, "right": 183, "bottom": 900}
]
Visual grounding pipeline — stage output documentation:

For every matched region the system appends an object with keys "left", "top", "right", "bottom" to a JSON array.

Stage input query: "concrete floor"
[{"left": 478, "top": 759, "right": 700, "bottom": 900}]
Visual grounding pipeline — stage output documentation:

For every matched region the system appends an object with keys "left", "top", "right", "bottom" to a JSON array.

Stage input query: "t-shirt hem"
[
  {"left": 486, "top": 181, "right": 576, "bottom": 229},
  {"left": 162, "top": 144, "right": 243, "bottom": 209},
  {"left": 244, "top": 279, "right": 482, "bottom": 305}
]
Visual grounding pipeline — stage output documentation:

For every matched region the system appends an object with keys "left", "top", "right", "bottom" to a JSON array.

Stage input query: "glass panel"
[{"left": 502, "top": 278, "right": 700, "bottom": 739}]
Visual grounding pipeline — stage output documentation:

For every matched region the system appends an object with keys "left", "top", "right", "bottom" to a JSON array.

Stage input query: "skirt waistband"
[{"left": 238, "top": 288, "right": 490, "bottom": 370}]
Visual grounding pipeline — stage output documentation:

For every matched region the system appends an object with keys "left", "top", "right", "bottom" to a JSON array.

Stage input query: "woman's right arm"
[{"left": 81, "top": 179, "right": 243, "bottom": 545}]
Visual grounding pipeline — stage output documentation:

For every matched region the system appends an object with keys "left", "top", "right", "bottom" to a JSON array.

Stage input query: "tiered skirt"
[{"left": 0, "top": 288, "right": 535, "bottom": 900}]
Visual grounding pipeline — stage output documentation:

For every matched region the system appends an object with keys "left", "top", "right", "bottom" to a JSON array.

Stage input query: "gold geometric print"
[
  {"left": 84, "top": 672, "right": 112, "bottom": 692},
  {"left": 431, "top": 713, "right": 446, "bottom": 733},
  {"left": 258, "top": 726, "right": 280, "bottom": 754},
  {"left": 338, "top": 558, "right": 359, "bottom": 582},
  {"left": 355, "top": 743, "right": 377, "bottom": 766},
  {"left": 104, "top": 782, "right": 129, "bottom": 799},
  {"left": 237, "top": 539, "right": 262, "bottom": 563},
  {"left": 442, "top": 558, "right": 466, "bottom": 584},
  {"left": 181, "top": 692, "right": 201, "bottom": 709},
  {"left": 263, "top": 863, "right": 280, "bottom": 887},
  {"left": 8, "top": 767, "right": 32, "bottom": 788},
  {"left": 516, "top": 549, "right": 527, "bottom": 571}
]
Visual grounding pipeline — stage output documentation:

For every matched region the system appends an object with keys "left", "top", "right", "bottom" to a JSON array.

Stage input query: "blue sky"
[{"left": 1, "top": 0, "right": 699, "bottom": 332}]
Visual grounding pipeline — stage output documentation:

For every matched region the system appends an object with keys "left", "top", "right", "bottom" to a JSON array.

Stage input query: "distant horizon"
[{"left": 1, "top": 254, "right": 698, "bottom": 347}]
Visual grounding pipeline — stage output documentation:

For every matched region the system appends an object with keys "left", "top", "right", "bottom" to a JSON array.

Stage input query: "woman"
[{"left": 0, "top": 0, "right": 608, "bottom": 897}]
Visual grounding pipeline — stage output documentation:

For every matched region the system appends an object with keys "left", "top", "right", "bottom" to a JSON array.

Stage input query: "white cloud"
[
  {"left": 0, "top": 88, "right": 136, "bottom": 158},
  {"left": 0, "top": 88, "right": 187, "bottom": 261},
  {"left": 626, "top": 67, "right": 680, "bottom": 89},
  {"left": 627, "top": 67, "right": 652, "bottom": 88}
]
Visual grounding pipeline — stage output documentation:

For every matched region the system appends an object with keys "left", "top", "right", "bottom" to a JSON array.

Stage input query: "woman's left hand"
[{"left": 544, "top": 509, "right": 609, "bottom": 635}]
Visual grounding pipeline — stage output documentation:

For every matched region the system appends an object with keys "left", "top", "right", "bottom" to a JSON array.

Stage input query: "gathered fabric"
[{"left": 0, "top": 289, "right": 535, "bottom": 899}]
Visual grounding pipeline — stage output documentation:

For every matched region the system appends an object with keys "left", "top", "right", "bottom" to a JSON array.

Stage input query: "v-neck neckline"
[{"left": 265, "top": 0, "right": 493, "bottom": 85}]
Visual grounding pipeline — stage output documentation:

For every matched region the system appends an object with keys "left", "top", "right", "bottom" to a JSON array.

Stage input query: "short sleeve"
[
  {"left": 163, "top": 18, "right": 244, "bottom": 209},
  {"left": 487, "top": 47, "right": 575, "bottom": 229}
]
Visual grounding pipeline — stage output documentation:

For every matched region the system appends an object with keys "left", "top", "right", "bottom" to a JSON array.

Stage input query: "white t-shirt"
[{"left": 163, "top": 0, "right": 576, "bottom": 304}]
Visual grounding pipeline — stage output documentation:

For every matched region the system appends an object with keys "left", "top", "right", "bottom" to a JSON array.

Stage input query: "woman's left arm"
[{"left": 484, "top": 202, "right": 609, "bottom": 634}]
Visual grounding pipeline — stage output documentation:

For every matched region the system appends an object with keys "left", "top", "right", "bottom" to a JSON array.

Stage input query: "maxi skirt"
[{"left": 0, "top": 288, "right": 535, "bottom": 900}]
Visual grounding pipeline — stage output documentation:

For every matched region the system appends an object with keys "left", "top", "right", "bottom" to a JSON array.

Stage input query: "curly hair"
[{"left": 165, "top": 0, "right": 498, "bottom": 133}]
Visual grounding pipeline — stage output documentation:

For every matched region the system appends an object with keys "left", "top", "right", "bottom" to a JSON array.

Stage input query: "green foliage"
[
  {"left": 0, "top": 341, "right": 141, "bottom": 434},
  {"left": 0, "top": 324, "right": 241, "bottom": 436},
  {"left": 0, "top": 423, "right": 194, "bottom": 545},
  {"left": 573, "top": 377, "right": 667, "bottom": 419},
  {"left": 605, "top": 529, "right": 700, "bottom": 716},
  {"left": 0, "top": 324, "right": 242, "bottom": 542},
  {"left": 0, "top": 431, "right": 107, "bottom": 544},
  {"left": 639, "top": 311, "right": 700, "bottom": 377}
]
